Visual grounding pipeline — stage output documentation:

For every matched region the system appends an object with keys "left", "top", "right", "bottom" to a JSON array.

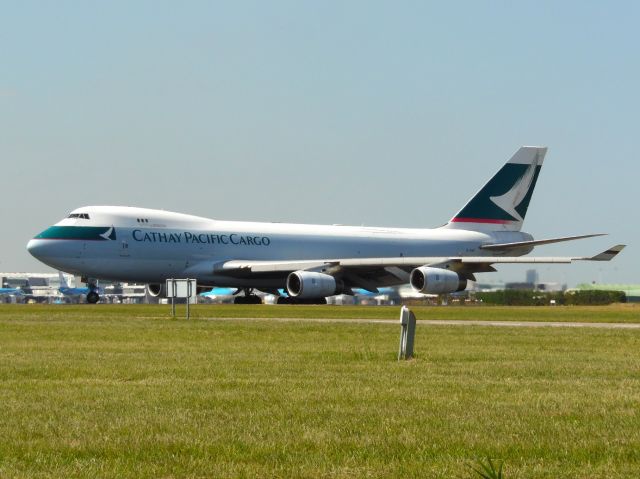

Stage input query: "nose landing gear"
[
  {"left": 87, "top": 290, "right": 100, "bottom": 304},
  {"left": 82, "top": 277, "right": 100, "bottom": 304}
]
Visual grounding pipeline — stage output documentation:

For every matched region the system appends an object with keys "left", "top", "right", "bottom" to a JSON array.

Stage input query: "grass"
[
  {"left": 0, "top": 305, "right": 639, "bottom": 477},
  {"left": 469, "top": 458, "right": 505, "bottom": 479},
  {"left": 1, "top": 302, "right": 638, "bottom": 322}
]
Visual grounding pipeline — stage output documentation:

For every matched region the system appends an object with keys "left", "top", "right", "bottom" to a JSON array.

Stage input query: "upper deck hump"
[
  {"left": 61, "top": 206, "right": 215, "bottom": 229},
  {"left": 57, "top": 206, "right": 489, "bottom": 242}
]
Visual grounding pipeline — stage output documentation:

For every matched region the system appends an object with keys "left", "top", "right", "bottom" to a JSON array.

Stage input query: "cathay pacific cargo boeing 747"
[{"left": 27, "top": 147, "right": 625, "bottom": 304}]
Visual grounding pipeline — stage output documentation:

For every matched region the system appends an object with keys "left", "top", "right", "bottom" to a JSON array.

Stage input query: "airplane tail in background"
[
  {"left": 445, "top": 146, "right": 547, "bottom": 232},
  {"left": 58, "top": 271, "right": 70, "bottom": 289}
]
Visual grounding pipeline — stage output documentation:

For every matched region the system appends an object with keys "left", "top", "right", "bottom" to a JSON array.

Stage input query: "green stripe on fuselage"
[{"left": 35, "top": 226, "right": 113, "bottom": 241}]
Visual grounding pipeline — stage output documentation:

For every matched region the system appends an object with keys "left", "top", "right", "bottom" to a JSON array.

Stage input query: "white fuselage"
[{"left": 27, "top": 206, "right": 532, "bottom": 288}]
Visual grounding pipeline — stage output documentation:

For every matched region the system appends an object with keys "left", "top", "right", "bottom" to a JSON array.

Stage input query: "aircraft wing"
[
  {"left": 479, "top": 233, "right": 606, "bottom": 251},
  {"left": 213, "top": 244, "right": 626, "bottom": 278}
]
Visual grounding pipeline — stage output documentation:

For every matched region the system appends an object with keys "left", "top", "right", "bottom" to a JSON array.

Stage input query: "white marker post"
[
  {"left": 398, "top": 305, "right": 416, "bottom": 360},
  {"left": 166, "top": 278, "right": 197, "bottom": 319}
]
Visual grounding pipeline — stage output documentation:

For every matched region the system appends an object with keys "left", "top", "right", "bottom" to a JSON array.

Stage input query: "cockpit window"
[{"left": 68, "top": 213, "right": 90, "bottom": 219}]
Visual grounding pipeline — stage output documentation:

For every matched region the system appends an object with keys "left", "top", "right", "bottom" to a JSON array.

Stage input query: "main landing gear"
[
  {"left": 277, "top": 296, "right": 327, "bottom": 305},
  {"left": 233, "top": 289, "right": 262, "bottom": 305}
]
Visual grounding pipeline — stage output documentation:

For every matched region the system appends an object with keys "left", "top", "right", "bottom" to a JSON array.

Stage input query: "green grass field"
[
  {"left": 2, "top": 302, "right": 639, "bottom": 322},
  {"left": 0, "top": 304, "right": 639, "bottom": 478}
]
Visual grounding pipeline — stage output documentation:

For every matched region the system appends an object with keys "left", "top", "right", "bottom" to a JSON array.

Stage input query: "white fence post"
[{"left": 398, "top": 306, "right": 416, "bottom": 360}]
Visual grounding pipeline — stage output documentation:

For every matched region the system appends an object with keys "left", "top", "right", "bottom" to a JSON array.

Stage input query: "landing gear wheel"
[
  {"left": 87, "top": 291, "right": 100, "bottom": 304},
  {"left": 233, "top": 288, "right": 262, "bottom": 305},
  {"left": 234, "top": 295, "right": 262, "bottom": 305}
]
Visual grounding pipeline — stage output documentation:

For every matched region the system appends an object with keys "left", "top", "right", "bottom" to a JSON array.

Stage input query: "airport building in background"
[{"left": 2, "top": 270, "right": 638, "bottom": 304}]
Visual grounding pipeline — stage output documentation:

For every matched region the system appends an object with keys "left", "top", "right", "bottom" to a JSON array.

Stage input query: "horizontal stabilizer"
[
  {"left": 583, "top": 244, "right": 626, "bottom": 261},
  {"left": 480, "top": 233, "right": 606, "bottom": 251}
]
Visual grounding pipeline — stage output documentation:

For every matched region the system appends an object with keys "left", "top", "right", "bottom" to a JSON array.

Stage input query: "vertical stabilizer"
[
  {"left": 58, "top": 271, "right": 70, "bottom": 289},
  {"left": 445, "top": 146, "right": 547, "bottom": 232}
]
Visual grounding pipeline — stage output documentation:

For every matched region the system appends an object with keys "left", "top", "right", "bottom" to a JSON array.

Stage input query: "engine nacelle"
[
  {"left": 410, "top": 267, "right": 467, "bottom": 294},
  {"left": 286, "top": 271, "right": 341, "bottom": 298},
  {"left": 147, "top": 283, "right": 167, "bottom": 298}
]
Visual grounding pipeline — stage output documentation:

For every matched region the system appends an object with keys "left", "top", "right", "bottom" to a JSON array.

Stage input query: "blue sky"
[{"left": 1, "top": 1, "right": 636, "bottom": 285}]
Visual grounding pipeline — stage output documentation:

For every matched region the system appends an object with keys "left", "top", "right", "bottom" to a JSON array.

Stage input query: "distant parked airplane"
[
  {"left": 199, "top": 287, "right": 238, "bottom": 302},
  {"left": 28, "top": 146, "right": 625, "bottom": 304},
  {"left": 0, "top": 286, "right": 24, "bottom": 296}
]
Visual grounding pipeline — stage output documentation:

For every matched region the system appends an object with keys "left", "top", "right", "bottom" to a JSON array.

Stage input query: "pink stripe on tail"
[{"left": 450, "top": 217, "right": 514, "bottom": 224}]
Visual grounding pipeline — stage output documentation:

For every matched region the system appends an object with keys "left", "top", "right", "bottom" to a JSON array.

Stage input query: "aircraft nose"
[
  {"left": 27, "top": 238, "right": 50, "bottom": 260},
  {"left": 27, "top": 236, "right": 78, "bottom": 271}
]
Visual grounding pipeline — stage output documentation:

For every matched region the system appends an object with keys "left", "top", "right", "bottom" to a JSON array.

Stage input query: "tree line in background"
[{"left": 474, "top": 290, "right": 626, "bottom": 306}]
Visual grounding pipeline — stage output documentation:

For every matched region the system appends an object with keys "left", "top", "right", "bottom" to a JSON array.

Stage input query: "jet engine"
[
  {"left": 286, "top": 271, "right": 343, "bottom": 298},
  {"left": 410, "top": 267, "right": 467, "bottom": 294},
  {"left": 146, "top": 283, "right": 167, "bottom": 298}
]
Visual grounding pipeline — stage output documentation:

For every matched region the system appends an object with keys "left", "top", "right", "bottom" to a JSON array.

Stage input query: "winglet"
[{"left": 588, "top": 244, "right": 626, "bottom": 261}]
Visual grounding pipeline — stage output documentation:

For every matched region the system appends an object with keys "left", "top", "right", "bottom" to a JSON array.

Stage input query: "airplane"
[
  {"left": 353, "top": 287, "right": 395, "bottom": 297},
  {"left": 0, "top": 286, "right": 24, "bottom": 296},
  {"left": 26, "top": 146, "right": 625, "bottom": 305},
  {"left": 57, "top": 271, "right": 102, "bottom": 303},
  {"left": 199, "top": 286, "right": 239, "bottom": 302},
  {"left": 199, "top": 287, "right": 238, "bottom": 296}
]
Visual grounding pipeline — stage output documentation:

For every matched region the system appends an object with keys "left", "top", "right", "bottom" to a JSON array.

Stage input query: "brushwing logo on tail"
[
  {"left": 447, "top": 146, "right": 546, "bottom": 230},
  {"left": 100, "top": 226, "right": 117, "bottom": 241},
  {"left": 489, "top": 151, "right": 542, "bottom": 222}
]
